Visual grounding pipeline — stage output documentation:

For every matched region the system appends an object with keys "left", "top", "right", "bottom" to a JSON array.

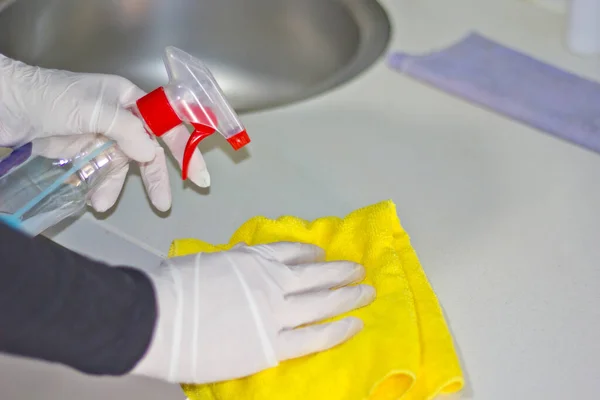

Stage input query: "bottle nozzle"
[{"left": 134, "top": 47, "right": 250, "bottom": 181}]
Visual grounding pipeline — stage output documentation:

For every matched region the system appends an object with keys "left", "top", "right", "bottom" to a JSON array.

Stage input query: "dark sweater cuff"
[{"left": 0, "top": 224, "right": 158, "bottom": 376}]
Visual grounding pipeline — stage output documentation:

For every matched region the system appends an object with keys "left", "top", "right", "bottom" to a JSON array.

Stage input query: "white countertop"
[{"left": 22, "top": 0, "right": 600, "bottom": 399}]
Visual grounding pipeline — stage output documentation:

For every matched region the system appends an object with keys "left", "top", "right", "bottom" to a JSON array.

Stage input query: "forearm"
[{"left": 0, "top": 223, "right": 157, "bottom": 376}]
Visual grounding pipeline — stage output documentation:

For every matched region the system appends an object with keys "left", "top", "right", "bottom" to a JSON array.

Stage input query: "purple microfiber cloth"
[{"left": 389, "top": 32, "right": 600, "bottom": 153}]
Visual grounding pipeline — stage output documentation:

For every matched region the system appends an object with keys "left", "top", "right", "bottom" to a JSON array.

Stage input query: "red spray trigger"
[
  {"left": 182, "top": 106, "right": 217, "bottom": 181},
  {"left": 133, "top": 47, "right": 250, "bottom": 181}
]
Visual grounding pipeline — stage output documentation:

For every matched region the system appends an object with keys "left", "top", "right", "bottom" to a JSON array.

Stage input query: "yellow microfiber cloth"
[{"left": 170, "top": 200, "right": 464, "bottom": 400}]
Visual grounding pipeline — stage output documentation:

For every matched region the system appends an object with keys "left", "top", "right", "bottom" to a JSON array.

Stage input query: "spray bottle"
[{"left": 0, "top": 47, "right": 249, "bottom": 236}]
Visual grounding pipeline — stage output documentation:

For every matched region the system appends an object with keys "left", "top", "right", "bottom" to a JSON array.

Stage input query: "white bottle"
[{"left": 566, "top": 0, "right": 600, "bottom": 55}]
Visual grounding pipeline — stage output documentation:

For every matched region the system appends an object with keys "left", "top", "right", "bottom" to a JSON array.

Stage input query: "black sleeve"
[{"left": 0, "top": 222, "right": 157, "bottom": 376}]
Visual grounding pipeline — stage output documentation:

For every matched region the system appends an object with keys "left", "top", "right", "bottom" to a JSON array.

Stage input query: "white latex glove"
[
  {"left": 132, "top": 242, "right": 376, "bottom": 384},
  {"left": 0, "top": 54, "right": 210, "bottom": 212}
]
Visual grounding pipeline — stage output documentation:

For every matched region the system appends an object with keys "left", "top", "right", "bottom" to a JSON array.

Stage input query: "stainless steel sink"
[{"left": 0, "top": 0, "right": 390, "bottom": 113}]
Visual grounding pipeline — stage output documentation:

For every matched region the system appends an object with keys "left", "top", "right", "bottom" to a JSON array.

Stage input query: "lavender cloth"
[{"left": 389, "top": 32, "right": 600, "bottom": 153}]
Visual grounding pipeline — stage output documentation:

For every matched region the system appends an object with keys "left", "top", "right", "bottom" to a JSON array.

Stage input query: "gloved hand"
[
  {"left": 0, "top": 54, "right": 210, "bottom": 212},
  {"left": 132, "top": 242, "right": 376, "bottom": 384}
]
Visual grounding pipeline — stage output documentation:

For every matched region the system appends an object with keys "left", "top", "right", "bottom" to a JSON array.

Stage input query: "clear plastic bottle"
[
  {"left": 0, "top": 137, "right": 127, "bottom": 236},
  {"left": 0, "top": 46, "right": 249, "bottom": 236}
]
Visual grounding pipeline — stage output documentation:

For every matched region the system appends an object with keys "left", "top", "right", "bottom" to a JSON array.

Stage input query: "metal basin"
[{"left": 0, "top": 0, "right": 390, "bottom": 113}]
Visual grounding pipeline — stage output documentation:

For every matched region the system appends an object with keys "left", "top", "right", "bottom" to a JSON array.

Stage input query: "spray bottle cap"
[{"left": 135, "top": 46, "right": 249, "bottom": 180}]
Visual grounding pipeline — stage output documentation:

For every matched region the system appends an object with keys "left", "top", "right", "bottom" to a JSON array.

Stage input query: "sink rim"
[
  {"left": 0, "top": 0, "right": 391, "bottom": 115},
  {"left": 245, "top": 0, "right": 392, "bottom": 114}
]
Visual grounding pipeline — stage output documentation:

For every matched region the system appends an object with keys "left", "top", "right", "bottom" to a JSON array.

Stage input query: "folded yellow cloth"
[{"left": 171, "top": 200, "right": 464, "bottom": 400}]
